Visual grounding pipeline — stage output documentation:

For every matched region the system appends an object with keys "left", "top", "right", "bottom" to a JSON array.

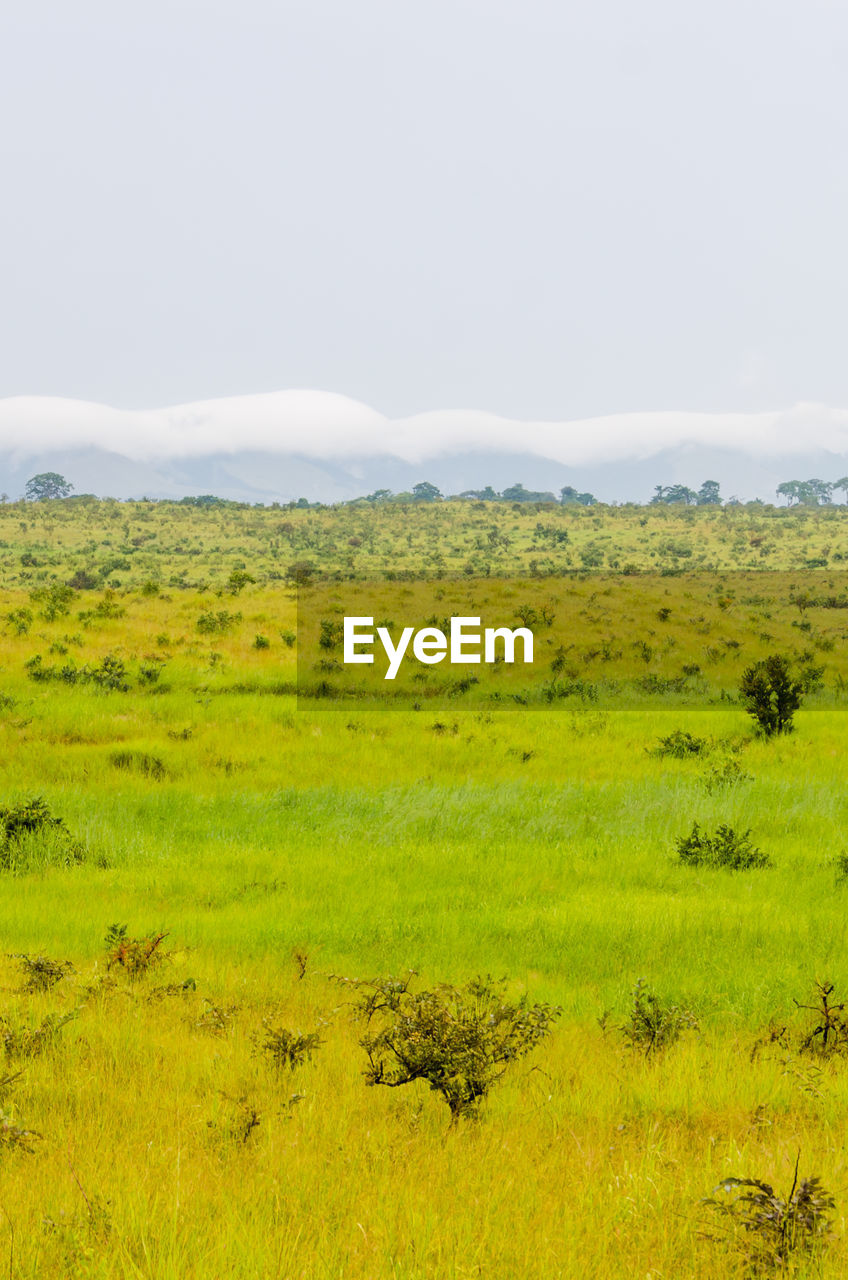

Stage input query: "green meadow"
[{"left": 1, "top": 498, "right": 848, "bottom": 1276}]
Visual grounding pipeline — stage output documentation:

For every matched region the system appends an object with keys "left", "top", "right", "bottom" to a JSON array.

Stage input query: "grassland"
[{"left": 1, "top": 499, "right": 848, "bottom": 1276}]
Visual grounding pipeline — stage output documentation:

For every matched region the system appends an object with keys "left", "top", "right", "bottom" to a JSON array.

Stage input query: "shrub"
[
  {"left": 351, "top": 974, "right": 560, "bottom": 1119},
  {"left": 676, "top": 822, "right": 771, "bottom": 870},
  {"left": 0, "top": 1011, "right": 76, "bottom": 1059},
  {"left": 67, "top": 568, "right": 99, "bottom": 590},
  {"left": 701, "top": 753, "right": 752, "bottom": 792},
  {"left": 6, "top": 608, "right": 32, "bottom": 635},
  {"left": 24, "top": 653, "right": 130, "bottom": 691},
  {"left": 227, "top": 569, "right": 255, "bottom": 594},
  {"left": 617, "top": 977, "right": 697, "bottom": 1055},
  {"left": 795, "top": 980, "right": 848, "bottom": 1057},
  {"left": 704, "top": 1157, "right": 834, "bottom": 1272},
  {"left": 0, "top": 798, "right": 84, "bottom": 871},
  {"left": 13, "top": 953, "right": 75, "bottom": 993},
  {"left": 196, "top": 609, "right": 242, "bottom": 635},
  {"left": 87, "top": 655, "right": 129, "bottom": 690},
  {"left": 207, "top": 1094, "right": 261, "bottom": 1147},
  {"left": 104, "top": 924, "right": 168, "bottom": 976},
  {"left": 30, "top": 583, "right": 74, "bottom": 621},
  {"left": 286, "top": 561, "right": 315, "bottom": 585},
  {"left": 649, "top": 729, "right": 708, "bottom": 758},
  {"left": 253, "top": 1021, "right": 323, "bottom": 1070},
  {"left": 253, "top": 634, "right": 270, "bottom": 649},
  {"left": 739, "top": 653, "right": 804, "bottom": 736}
]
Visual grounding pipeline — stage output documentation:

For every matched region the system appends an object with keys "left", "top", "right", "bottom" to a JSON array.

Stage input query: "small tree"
[
  {"left": 411, "top": 482, "right": 442, "bottom": 502},
  {"left": 697, "top": 479, "right": 721, "bottom": 505},
  {"left": 24, "top": 473, "right": 73, "bottom": 501},
  {"left": 739, "top": 654, "right": 804, "bottom": 736},
  {"left": 352, "top": 974, "right": 560, "bottom": 1119}
]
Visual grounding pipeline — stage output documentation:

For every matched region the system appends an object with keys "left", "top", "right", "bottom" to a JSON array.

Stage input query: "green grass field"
[{"left": 2, "top": 500, "right": 848, "bottom": 1276}]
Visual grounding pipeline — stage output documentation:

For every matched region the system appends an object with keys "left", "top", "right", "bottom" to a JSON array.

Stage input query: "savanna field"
[{"left": 4, "top": 496, "right": 848, "bottom": 1276}]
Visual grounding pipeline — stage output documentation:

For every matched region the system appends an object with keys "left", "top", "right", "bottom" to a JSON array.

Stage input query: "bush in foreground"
[{"left": 704, "top": 1157, "right": 834, "bottom": 1273}]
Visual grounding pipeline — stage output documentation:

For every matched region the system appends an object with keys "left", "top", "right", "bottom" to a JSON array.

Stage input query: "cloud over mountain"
[{"left": 3, "top": 392, "right": 848, "bottom": 469}]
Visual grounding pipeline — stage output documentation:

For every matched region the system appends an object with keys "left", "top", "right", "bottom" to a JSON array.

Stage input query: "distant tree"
[
  {"left": 777, "top": 479, "right": 832, "bottom": 506},
  {"left": 560, "top": 486, "right": 596, "bottom": 506},
  {"left": 650, "top": 484, "right": 696, "bottom": 506},
  {"left": 365, "top": 489, "right": 393, "bottom": 502},
  {"left": 460, "top": 486, "right": 499, "bottom": 501},
  {"left": 835, "top": 477, "right": 848, "bottom": 504},
  {"left": 24, "top": 472, "right": 73, "bottom": 501},
  {"left": 666, "top": 484, "right": 698, "bottom": 505},
  {"left": 697, "top": 480, "right": 722, "bottom": 505},
  {"left": 502, "top": 483, "right": 557, "bottom": 503},
  {"left": 411, "top": 482, "right": 442, "bottom": 502},
  {"left": 776, "top": 481, "right": 803, "bottom": 505}
]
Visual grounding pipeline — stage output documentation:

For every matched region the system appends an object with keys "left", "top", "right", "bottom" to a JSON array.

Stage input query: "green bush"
[
  {"left": 352, "top": 974, "right": 560, "bottom": 1120},
  {"left": 617, "top": 977, "right": 698, "bottom": 1055},
  {"left": 0, "top": 798, "right": 85, "bottom": 871},
  {"left": 649, "top": 729, "right": 708, "bottom": 758},
  {"left": 739, "top": 653, "right": 804, "bottom": 736},
  {"left": 676, "top": 822, "right": 771, "bottom": 870}
]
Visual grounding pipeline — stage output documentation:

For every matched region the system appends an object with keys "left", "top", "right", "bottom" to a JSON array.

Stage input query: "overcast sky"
[{"left": 2, "top": 0, "right": 847, "bottom": 421}]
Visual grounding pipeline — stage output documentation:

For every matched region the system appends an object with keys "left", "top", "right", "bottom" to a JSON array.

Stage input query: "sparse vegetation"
[{"left": 0, "top": 501, "right": 846, "bottom": 1273}]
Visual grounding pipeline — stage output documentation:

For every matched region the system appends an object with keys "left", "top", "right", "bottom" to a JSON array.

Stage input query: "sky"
[{"left": 2, "top": 0, "right": 848, "bottom": 428}]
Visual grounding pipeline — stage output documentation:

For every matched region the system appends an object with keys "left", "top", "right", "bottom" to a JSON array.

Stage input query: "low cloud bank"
[{"left": 2, "top": 391, "right": 848, "bottom": 467}]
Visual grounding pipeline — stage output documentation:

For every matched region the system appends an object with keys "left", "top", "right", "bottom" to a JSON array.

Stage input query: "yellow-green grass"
[
  {"left": 2, "top": 549, "right": 848, "bottom": 1274},
  {"left": 4, "top": 495, "right": 848, "bottom": 591}
]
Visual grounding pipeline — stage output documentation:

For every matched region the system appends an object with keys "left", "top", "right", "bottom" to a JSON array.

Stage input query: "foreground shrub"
[
  {"left": 676, "top": 822, "right": 771, "bottom": 870},
  {"left": 739, "top": 653, "right": 804, "bottom": 737},
  {"left": 704, "top": 1157, "right": 834, "bottom": 1273},
  {"left": 350, "top": 974, "right": 560, "bottom": 1120},
  {"left": 616, "top": 977, "right": 698, "bottom": 1055}
]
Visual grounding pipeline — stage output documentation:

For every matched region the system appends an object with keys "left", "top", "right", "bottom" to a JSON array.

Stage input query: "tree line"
[{"left": 14, "top": 471, "right": 848, "bottom": 508}]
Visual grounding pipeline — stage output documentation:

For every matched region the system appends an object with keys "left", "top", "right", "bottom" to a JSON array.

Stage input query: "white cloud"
[{"left": 2, "top": 391, "right": 848, "bottom": 467}]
